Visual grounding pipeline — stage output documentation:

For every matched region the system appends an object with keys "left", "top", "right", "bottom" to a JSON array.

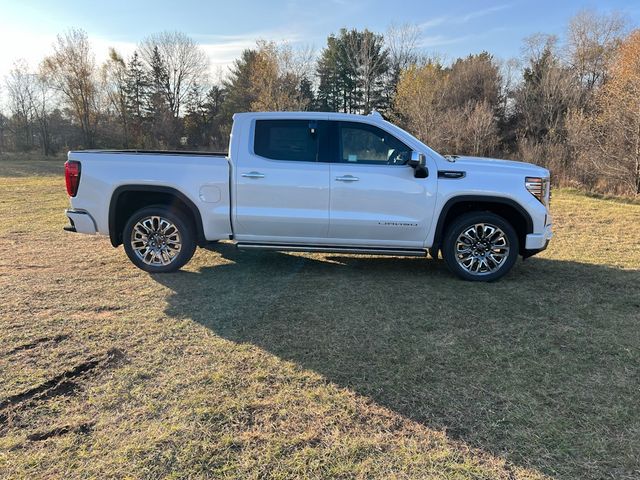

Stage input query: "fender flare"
[
  {"left": 109, "top": 185, "right": 205, "bottom": 247},
  {"left": 432, "top": 195, "right": 534, "bottom": 249}
]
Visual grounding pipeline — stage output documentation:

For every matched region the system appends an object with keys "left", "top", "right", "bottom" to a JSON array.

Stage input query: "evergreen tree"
[
  {"left": 147, "top": 46, "right": 178, "bottom": 147},
  {"left": 124, "top": 50, "right": 151, "bottom": 145},
  {"left": 316, "top": 29, "right": 389, "bottom": 114}
]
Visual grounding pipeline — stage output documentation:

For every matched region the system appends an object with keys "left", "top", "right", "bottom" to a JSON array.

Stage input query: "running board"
[{"left": 236, "top": 243, "right": 427, "bottom": 257}]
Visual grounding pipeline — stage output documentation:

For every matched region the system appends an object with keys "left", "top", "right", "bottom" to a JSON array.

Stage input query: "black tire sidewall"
[
  {"left": 123, "top": 206, "right": 196, "bottom": 273},
  {"left": 442, "top": 212, "right": 519, "bottom": 282}
]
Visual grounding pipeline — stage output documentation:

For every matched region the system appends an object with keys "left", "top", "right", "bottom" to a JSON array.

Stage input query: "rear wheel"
[
  {"left": 123, "top": 206, "right": 196, "bottom": 273},
  {"left": 442, "top": 212, "right": 518, "bottom": 282}
]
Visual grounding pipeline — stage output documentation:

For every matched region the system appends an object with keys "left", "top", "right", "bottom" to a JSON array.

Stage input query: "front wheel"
[
  {"left": 123, "top": 206, "right": 196, "bottom": 273},
  {"left": 442, "top": 212, "right": 519, "bottom": 282}
]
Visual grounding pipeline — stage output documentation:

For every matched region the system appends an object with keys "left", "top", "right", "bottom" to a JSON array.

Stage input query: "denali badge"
[{"left": 378, "top": 221, "right": 418, "bottom": 227}]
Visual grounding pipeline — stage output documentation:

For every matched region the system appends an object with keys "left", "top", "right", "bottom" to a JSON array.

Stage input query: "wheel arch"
[
  {"left": 109, "top": 185, "right": 205, "bottom": 247},
  {"left": 432, "top": 195, "right": 534, "bottom": 256}
]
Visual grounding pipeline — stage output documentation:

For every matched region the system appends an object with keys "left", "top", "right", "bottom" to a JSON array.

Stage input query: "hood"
[{"left": 446, "top": 156, "right": 549, "bottom": 177}]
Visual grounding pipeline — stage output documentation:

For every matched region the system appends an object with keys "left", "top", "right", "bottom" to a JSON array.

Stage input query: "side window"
[
  {"left": 254, "top": 120, "right": 318, "bottom": 162},
  {"left": 339, "top": 122, "right": 411, "bottom": 165}
]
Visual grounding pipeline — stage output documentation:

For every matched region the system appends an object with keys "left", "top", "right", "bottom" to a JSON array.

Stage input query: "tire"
[
  {"left": 442, "top": 211, "right": 519, "bottom": 282},
  {"left": 428, "top": 248, "right": 440, "bottom": 260},
  {"left": 123, "top": 206, "right": 196, "bottom": 273}
]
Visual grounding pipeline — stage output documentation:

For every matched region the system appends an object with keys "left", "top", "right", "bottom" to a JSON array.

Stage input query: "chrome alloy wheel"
[
  {"left": 454, "top": 223, "right": 510, "bottom": 275},
  {"left": 130, "top": 216, "right": 182, "bottom": 266}
]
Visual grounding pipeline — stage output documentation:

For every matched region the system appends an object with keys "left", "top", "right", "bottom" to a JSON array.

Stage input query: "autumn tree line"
[{"left": 1, "top": 10, "right": 639, "bottom": 195}]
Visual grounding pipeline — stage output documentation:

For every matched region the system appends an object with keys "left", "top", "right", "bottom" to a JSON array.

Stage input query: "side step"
[{"left": 236, "top": 243, "right": 427, "bottom": 257}]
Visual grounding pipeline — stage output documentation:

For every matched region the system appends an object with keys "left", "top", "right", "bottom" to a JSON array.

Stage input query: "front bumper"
[
  {"left": 65, "top": 209, "right": 97, "bottom": 234},
  {"left": 525, "top": 223, "right": 553, "bottom": 250}
]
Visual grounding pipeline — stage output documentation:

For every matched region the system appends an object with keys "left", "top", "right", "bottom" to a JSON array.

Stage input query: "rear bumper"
[{"left": 65, "top": 209, "right": 97, "bottom": 234}]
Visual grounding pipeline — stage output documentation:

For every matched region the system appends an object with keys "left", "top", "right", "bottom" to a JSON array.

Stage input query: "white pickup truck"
[{"left": 64, "top": 111, "right": 552, "bottom": 281}]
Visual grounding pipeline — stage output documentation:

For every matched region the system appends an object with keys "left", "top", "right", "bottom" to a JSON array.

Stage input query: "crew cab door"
[
  {"left": 233, "top": 118, "right": 331, "bottom": 242},
  {"left": 328, "top": 120, "right": 437, "bottom": 247}
]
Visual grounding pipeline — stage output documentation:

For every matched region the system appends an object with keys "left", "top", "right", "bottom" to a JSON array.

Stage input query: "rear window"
[{"left": 254, "top": 120, "right": 318, "bottom": 162}]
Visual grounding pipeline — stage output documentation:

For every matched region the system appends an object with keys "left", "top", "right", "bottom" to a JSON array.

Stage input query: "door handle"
[
  {"left": 241, "top": 171, "right": 265, "bottom": 179},
  {"left": 335, "top": 175, "right": 359, "bottom": 182}
]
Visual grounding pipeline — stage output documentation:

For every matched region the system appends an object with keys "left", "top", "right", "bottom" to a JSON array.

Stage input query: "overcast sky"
[{"left": 0, "top": 0, "right": 638, "bottom": 84}]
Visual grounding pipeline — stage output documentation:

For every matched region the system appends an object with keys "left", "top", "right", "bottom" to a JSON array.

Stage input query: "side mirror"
[{"left": 408, "top": 151, "right": 428, "bottom": 178}]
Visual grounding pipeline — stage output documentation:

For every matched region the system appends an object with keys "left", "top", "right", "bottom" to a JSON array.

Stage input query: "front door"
[{"left": 328, "top": 121, "right": 436, "bottom": 248}]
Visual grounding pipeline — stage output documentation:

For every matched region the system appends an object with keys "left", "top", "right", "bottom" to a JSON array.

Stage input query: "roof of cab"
[{"left": 232, "top": 111, "right": 386, "bottom": 124}]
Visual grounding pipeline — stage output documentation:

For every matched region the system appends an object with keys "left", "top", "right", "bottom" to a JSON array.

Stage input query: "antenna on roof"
[{"left": 369, "top": 110, "right": 382, "bottom": 119}]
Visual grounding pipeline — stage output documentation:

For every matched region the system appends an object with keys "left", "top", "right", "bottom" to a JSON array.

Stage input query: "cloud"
[
  {"left": 419, "top": 3, "right": 512, "bottom": 30},
  {"left": 417, "top": 27, "right": 513, "bottom": 50},
  {"left": 419, "top": 35, "right": 469, "bottom": 48}
]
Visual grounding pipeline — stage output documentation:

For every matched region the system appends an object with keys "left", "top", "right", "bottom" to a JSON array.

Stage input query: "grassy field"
[{"left": 0, "top": 155, "right": 639, "bottom": 479}]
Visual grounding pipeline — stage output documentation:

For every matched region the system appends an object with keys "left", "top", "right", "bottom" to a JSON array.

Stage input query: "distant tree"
[
  {"left": 569, "top": 30, "right": 640, "bottom": 195},
  {"left": 146, "top": 45, "right": 178, "bottom": 147},
  {"left": 344, "top": 29, "right": 389, "bottom": 113},
  {"left": 124, "top": 51, "right": 151, "bottom": 146},
  {"left": 5, "top": 60, "right": 35, "bottom": 150},
  {"left": 298, "top": 76, "right": 315, "bottom": 110},
  {"left": 5, "top": 60, "right": 55, "bottom": 154},
  {"left": 0, "top": 111, "right": 7, "bottom": 153},
  {"left": 102, "top": 48, "right": 130, "bottom": 147},
  {"left": 317, "top": 28, "right": 389, "bottom": 114},
  {"left": 139, "top": 31, "right": 209, "bottom": 119},
  {"left": 567, "top": 9, "right": 627, "bottom": 93},
  {"left": 514, "top": 39, "right": 578, "bottom": 141},
  {"left": 249, "top": 41, "right": 313, "bottom": 111},
  {"left": 444, "top": 52, "right": 502, "bottom": 113},
  {"left": 394, "top": 62, "right": 448, "bottom": 148},
  {"left": 222, "top": 48, "right": 260, "bottom": 116},
  {"left": 32, "top": 66, "right": 55, "bottom": 155},
  {"left": 316, "top": 35, "right": 344, "bottom": 111},
  {"left": 42, "top": 29, "right": 100, "bottom": 148},
  {"left": 384, "top": 23, "right": 421, "bottom": 107},
  {"left": 183, "top": 84, "right": 228, "bottom": 149}
]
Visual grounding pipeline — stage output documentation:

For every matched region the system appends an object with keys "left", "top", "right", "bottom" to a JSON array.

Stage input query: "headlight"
[{"left": 525, "top": 177, "right": 550, "bottom": 207}]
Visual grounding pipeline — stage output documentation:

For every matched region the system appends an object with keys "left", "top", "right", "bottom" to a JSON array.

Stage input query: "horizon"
[{"left": 0, "top": 0, "right": 638, "bottom": 103}]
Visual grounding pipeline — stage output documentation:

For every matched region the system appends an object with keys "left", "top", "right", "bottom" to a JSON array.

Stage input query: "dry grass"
[{"left": 0, "top": 156, "right": 638, "bottom": 479}]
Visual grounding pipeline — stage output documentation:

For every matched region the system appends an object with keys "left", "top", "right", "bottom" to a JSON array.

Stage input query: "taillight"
[{"left": 65, "top": 160, "right": 81, "bottom": 197}]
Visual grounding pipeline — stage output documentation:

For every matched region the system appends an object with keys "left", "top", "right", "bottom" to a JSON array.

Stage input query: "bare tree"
[
  {"left": 248, "top": 41, "right": 310, "bottom": 111},
  {"left": 386, "top": 23, "right": 421, "bottom": 73},
  {"left": 570, "top": 30, "right": 640, "bottom": 195},
  {"left": 139, "top": 31, "right": 209, "bottom": 118},
  {"left": 385, "top": 23, "right": 421, "bottom": 103},
  {"left": 102, "top": 48, "right": 130, "bottom": 147},
  {"left": 43, "top": 29, "right": 100, "bottom": 148},
  {"left": 32, "top": 65, "right": 55, "bottom": 155},
  {"left": 5, "top": 60, "right": 55, "bottom": 154},
  {"left": 341, "top": 29, "right": 389, "bottom": 113},
  {"left": 567, "top": 9, "right": 627, "bottom": 92},
  {"left": 5, "top": 60, "right": 35, "bottom": 150}
]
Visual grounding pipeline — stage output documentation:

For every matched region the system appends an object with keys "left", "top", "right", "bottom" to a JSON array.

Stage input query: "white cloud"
[{"left": 419, "top": 3, "right": 513, "bottom": 31}]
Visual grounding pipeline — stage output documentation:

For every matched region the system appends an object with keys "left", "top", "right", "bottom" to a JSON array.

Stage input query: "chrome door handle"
[
  {"left": 335, "top": 175, "right": 359, "bottom": 182},
  {"left": 241, "top": 171, "right": 265, "bottom": 179}
]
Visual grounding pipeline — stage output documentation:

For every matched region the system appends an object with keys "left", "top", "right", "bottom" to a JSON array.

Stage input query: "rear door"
[
  {"left": 234, "top": 118, "right": 331, "bottom": 242},
  {"left": 328, "top": 121, "right": 436, "bottom": 247}
]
